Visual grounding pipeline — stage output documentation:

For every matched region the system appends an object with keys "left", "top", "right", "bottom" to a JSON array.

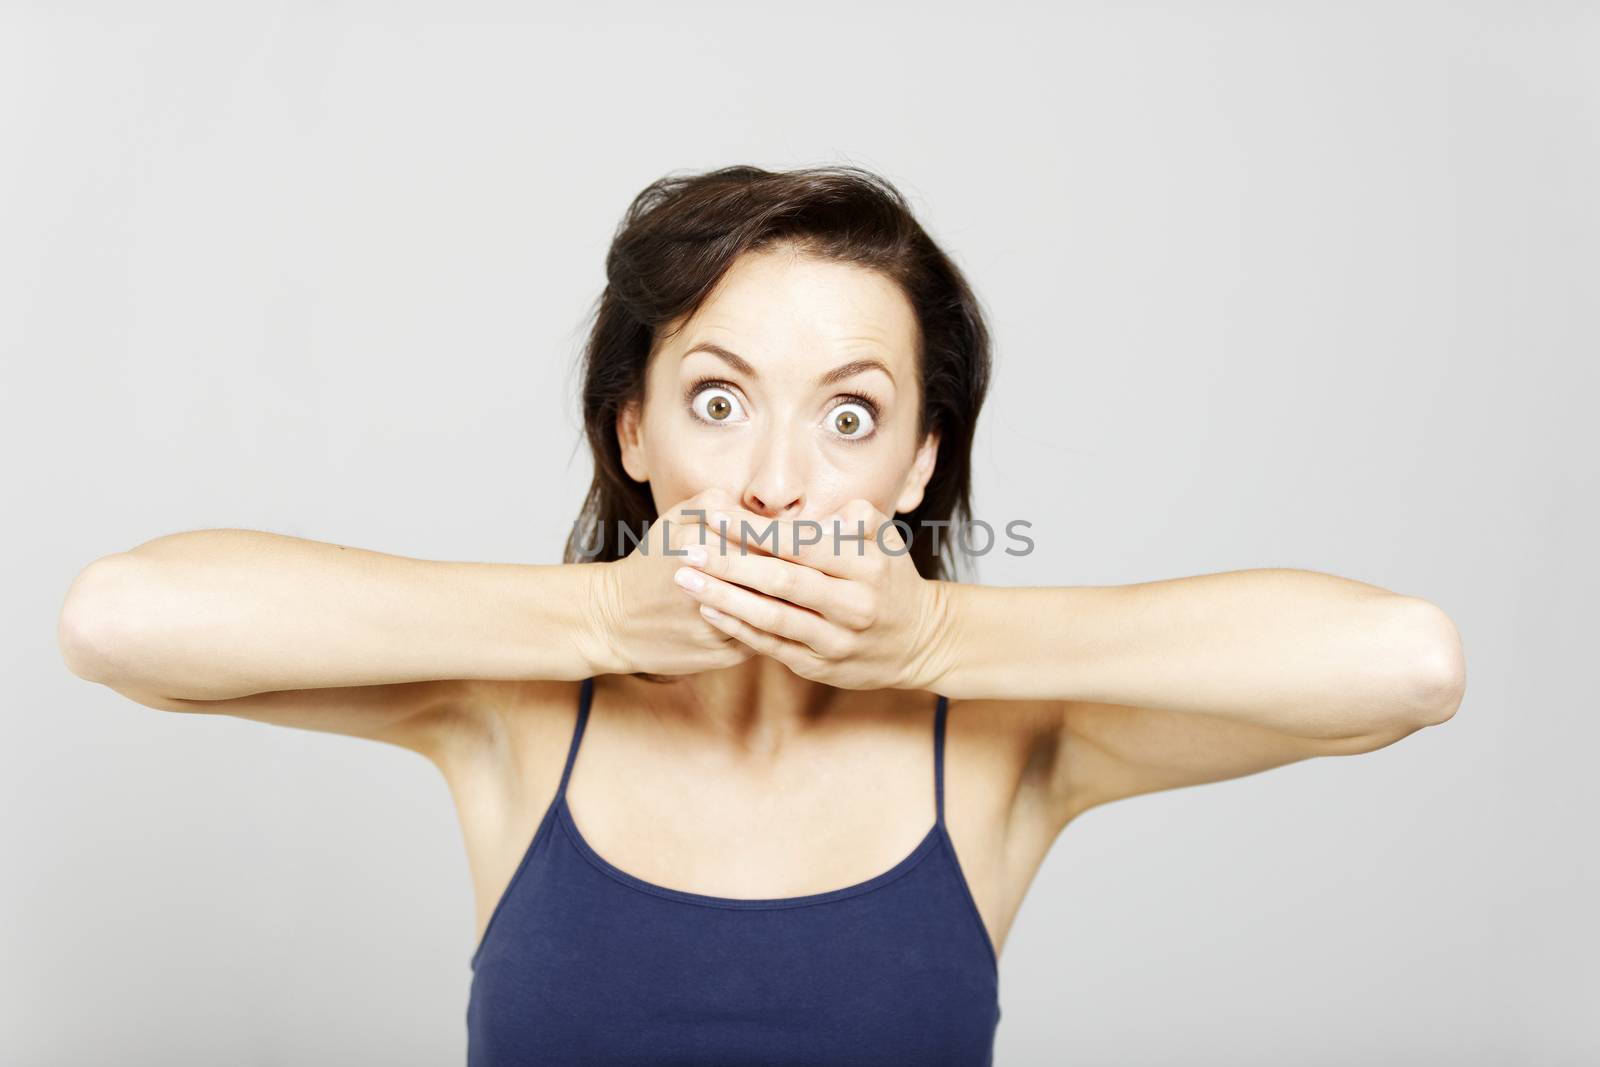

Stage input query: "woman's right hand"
[{"left": 586, "top": 489, "right": 759, "bottom": 677}]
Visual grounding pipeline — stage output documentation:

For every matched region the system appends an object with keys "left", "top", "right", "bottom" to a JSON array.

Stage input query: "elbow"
[
  {"left": 57, "top": 554, "right": 145, "bottom": 685},
  {"left": 1390, "top": 597, "right": 1467, "bottom": 728}
]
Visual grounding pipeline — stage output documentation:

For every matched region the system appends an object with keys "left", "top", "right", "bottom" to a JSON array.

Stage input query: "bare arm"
[
  {"left": 56, "top": 529, "right": 613, "bottom": 754},
  {"left": 917, "top": 569, "right": 1466, "bottom": 826},
  {"left": 926, "top": 569, "right": 1464, "bottom": 737}
]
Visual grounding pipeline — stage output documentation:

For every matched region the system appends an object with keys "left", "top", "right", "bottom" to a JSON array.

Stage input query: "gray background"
[{"left": 5, "top": 2, "right": 1595, "bottom": 1063}]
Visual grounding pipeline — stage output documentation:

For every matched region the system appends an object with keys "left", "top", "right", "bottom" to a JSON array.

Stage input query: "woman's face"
[{"left": 618, "top": 246, "right": 940, "bottom": 523}]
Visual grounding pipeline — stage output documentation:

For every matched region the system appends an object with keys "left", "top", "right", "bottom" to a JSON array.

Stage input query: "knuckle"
[{"left": 770, "top": 564, "right": 794, "bottom": 599}]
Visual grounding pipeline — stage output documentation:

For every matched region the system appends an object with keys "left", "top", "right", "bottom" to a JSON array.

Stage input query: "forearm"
[
  {"left": 923, "top": 568, "right": 1464, "bottom": 737},
  {"left": 58, "top": 529, "right": 610, "bottom": 698}
]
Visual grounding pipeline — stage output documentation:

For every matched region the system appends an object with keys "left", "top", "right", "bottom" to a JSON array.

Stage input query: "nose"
[{"left": 740, "top": 428, "right": 807, "bottom": 519}]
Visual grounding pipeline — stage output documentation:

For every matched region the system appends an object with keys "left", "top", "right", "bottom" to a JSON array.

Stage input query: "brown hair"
[{"left": 564, "top": 163, "right": 992, "bottom": 585}]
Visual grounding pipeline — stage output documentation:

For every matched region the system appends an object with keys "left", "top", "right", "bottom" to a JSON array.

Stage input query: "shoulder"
[
  {"left": 936, "top": 693, "right": 1066, "bottom": 820},
  {"left": 931, "top": 695, "right": 1074, "bottom": 918},
  {"left": 431, "top": 677, "right": 587, "bottom": 784}
]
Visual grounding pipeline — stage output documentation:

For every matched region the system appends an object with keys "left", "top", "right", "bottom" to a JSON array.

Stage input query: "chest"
[
  {"left": 450, "top": 689, "right": 1064, "bottom": 972},
  {"left": 468, "top": 827, "right": 1003, "bottom": 1064}
]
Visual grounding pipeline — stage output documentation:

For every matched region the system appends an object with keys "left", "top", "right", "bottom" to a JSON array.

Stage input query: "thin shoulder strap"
[
  {"left": 934, "top": 692, "right": 950, "bottom": 828},
  {"left": 555, "top": 677, "right": 594, "bottom": 801}
]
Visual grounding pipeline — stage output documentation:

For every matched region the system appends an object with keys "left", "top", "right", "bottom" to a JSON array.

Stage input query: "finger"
[
  {"left": 674, "top": 566, "right": 841, "bottom": 653},
  {"left": 704, "top": 508, "right": 896, "bottom": 580},
  {"left": 697, "top": 603, "right": 817, "bottom": 673},
  {"left": 691, "top": 533, "right": 872, "bottom": 628}
]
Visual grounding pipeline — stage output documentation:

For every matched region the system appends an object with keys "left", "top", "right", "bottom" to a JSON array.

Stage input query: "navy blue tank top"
[{"left": 467, "top": 678, "right": 1001, "bottom": 1064}]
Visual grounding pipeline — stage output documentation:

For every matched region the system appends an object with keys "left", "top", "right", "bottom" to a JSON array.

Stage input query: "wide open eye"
[
  {"left": 685, "top": 378, "right": 748, "bottom": 425},
  {"left": 684, "top": 375, "right": 881, "bottom": 443},
  {"left": 826, "top": 397, "right": 879, "bottom": 443}
]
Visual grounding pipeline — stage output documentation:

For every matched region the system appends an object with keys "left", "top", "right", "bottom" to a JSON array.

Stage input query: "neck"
[{"left": 608, "top": 658, "right": 843, "bottom": 758}]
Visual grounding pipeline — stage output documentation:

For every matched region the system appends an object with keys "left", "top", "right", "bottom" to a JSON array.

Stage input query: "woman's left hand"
[{"left": 670, "top": 498, "right": 951, "bottom": 692}]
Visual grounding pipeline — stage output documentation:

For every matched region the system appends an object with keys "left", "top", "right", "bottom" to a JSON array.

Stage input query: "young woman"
[{"left": 58, "top": 165, "right": 1466, "bottom": 1065}]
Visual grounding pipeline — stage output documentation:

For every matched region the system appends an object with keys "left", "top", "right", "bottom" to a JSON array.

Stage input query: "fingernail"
[{"left": 674, "top": 567, "right": 705, "bottom": 591}]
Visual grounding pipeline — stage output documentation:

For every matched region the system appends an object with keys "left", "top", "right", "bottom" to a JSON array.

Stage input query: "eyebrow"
[{"left": 683, "top": 342, "right": 896, "bottom": 389}]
